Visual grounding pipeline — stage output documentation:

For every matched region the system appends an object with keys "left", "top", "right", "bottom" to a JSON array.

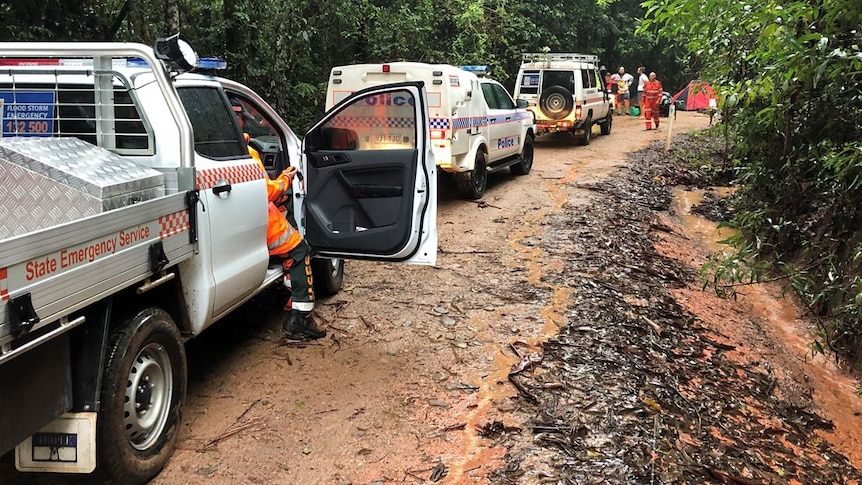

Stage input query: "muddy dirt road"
[{"left": 4, "top": 112, "right": 861, "bottom": 484}]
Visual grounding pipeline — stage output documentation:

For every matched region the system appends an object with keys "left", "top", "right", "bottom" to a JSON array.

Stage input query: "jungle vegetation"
[{"left": 644, "top": 0, "right": 862, "bottom": 367}]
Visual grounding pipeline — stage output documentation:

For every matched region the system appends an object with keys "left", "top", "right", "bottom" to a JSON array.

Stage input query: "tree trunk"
[
  {"left": 166, "top": 0, "right": 180, "bottom": 33},
  {"left": 106, "top": 0, "right": 133, "bottom": 41}
]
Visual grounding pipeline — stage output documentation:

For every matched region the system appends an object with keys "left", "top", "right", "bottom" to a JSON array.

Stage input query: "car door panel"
[
  {"left": 175, "top": 84, "right": 269, "bottom": 320},
  {"left": 304, "top": 82, "right": 436, "bottom": 265},
  {"left": 306, "top": 151, "right": 416, "bottom": 254},
  {"left": 493, "top": 83, "right": 521, "bottom": 159}
]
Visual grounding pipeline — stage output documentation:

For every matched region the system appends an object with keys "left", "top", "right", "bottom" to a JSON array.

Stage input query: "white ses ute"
[{"left": 0, "top": 36, "right": 436, "bottom": 484}]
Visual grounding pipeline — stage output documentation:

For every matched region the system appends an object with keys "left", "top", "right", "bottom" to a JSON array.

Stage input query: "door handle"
[{"left": 213, "top": 180, "right": 232, "bottom": 196}]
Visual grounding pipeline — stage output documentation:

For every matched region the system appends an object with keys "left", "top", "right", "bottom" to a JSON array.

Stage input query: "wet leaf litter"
[{"left": 489, "top": 134, "right": 862, "bottom": 484}]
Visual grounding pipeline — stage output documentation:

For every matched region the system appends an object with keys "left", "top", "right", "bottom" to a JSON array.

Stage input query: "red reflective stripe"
[
  {"left": 0, "top": 267, "right": 8, "bottom": 301},
  {"left": 583, "top": 96, "right": 607, "bottom": 103},
  {"left": 196, "top": 164, "right": 263, "bottom": 190},
  {"left": 158, "top": 210, "right": 190, "bottom": 239},
  {"left": 0, "top": 59, "right": 61, "bottom": 66}
]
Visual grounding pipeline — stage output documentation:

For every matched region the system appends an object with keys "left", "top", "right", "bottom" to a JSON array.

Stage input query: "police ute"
[
  {"left": 326, "top": 62, "right": 536, "bottom": 199},
  {"left": 0, "top": 37, "right": 437, "bottom": 484}
]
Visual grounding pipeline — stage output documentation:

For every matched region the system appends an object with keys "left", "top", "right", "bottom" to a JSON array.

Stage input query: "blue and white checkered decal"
[
  {"left": 429, "top": 118, "right": 450, "bottom": 129},
  {"left": 328, "top": 116, "right": 416, "bottom": 129},
  {"left": 450, "top": 112, "right": 532, "bottom": 130},
  {"left": 330, "top": 111, "right": 530, "bottom": 133}
]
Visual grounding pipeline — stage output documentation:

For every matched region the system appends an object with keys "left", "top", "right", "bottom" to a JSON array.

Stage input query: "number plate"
[
  {"left": 373, "top": 132, "right": 407, "bottom": 144},
  {"left": 15, "top": 413, "right": 96, "bottom": 474}
]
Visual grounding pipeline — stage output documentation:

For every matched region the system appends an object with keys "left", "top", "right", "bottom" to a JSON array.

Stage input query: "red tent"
[{"left": 672, "top": 80, "right": 716, "bottom": 111}]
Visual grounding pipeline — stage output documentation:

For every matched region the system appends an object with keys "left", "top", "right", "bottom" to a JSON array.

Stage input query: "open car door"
[{"left": 303, "top": 81, "right": 437, "bottom": 265}]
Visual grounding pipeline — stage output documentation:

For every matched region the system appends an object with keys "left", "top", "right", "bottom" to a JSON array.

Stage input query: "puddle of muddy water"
[
  {"left": 670, "top": 187, "right": 737, "bottom": 253},
  {"left": 671, "top": 186, "right": 862, "bottom": 469}
]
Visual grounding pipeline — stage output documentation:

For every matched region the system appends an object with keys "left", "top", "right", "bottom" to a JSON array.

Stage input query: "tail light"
[
  {"left": 575, "top": 105, "right": 583, "bottom": 119},
  {"left": 430, "top": 129, "right": 447, "bottom": 140}
]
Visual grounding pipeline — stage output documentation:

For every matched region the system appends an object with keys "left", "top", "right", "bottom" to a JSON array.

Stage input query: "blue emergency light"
[
  {"left": 197, "top": 57, "right": 227, "bottom": 70},
  {"left": 125, "top": 57, "right": 226, "bottom": 70},
  {"left": 125, "top": 58, "right": 150, "bottom": 68},
  {"left": 460, "top": 65, "right": 490, "bottom": 76}
]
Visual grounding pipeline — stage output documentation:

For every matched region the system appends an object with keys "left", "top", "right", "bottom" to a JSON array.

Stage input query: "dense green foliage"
[
  {"left": 0, "top": 0, "right": 688, "bottom": 131},
  {"left": 643, "top": 0, "right": 862, "bottom": 362}
]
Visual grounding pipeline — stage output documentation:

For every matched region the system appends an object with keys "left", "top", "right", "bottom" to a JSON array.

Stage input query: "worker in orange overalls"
[
  {"left": 232, "top": 100, "right": 326, "bottom": 340},
  {"left": 642, "top": 72, "right": 663, "bottom": 131}
]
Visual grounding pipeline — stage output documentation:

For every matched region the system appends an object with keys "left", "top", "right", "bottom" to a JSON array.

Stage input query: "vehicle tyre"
[
  {"left": 539, "top": 86, "right": 574, "bottom": 120},
  {"left": 600, "top": 112, "right": 613, "bottom": 135},
  {"left": 510, "top": 136, "right": 534, "bottom": 176},
  {"left": 312, "top": 257, "right": 344, "bottom": 297},
  {"left": 98, "top": 307, "right": 186, "bottom": 485},
  {"left": 580, "top": 116, "right": 593, "bottom": 146},
  {"left": 457, "top": 150, "right": 487, "bottom": 200}
]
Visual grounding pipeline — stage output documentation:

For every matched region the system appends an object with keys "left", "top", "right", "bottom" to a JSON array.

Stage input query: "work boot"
[{"left": 282, "top": 310, "right": 327, "bottom": 340}]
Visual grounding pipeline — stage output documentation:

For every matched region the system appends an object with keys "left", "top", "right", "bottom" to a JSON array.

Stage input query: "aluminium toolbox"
[{"left": 0, "top": 137, "right": 165, "bottom": 239}]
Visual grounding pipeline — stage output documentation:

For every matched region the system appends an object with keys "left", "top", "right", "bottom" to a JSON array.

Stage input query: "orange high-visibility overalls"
[
  {"left": 246, "top": 135, "right": 315, "bottom": 312},
  {"left": 642, "top": 80, "right": 663, "bottom": 130}
]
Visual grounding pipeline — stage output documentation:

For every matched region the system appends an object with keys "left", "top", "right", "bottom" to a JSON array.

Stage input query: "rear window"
[
  {"left": 0, "top": 81, "right": 152, "bottom": 153},
  {"left": 541, "top": 70, "right": 575, "bottom": 93},
  {"left": 519, "top": 70, "right": 540, "bottom": 95},
  {"left": 581, "top": 69, "right": 600, "bottom": 89},
  {"left": 176, "top": 86, "right": 246, "bottom": 159}
]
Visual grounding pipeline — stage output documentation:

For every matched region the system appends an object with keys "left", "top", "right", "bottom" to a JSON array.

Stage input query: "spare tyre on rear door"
[{"left": 539, "top": 86, "right": 574, "bottom": 120}]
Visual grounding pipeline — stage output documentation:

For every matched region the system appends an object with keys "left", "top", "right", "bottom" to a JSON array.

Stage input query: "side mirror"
[{"left": 516, "top": 98, "right": 529, "bottom": 109}]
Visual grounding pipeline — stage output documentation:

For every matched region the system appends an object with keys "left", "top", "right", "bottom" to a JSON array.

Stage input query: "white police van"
[{"left": 326, "top": 63, "right": 536, "bottom": 199}]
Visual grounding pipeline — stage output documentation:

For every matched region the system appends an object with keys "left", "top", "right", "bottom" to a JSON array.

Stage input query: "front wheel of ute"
[
  {"left": 600, "top": 112, "right": 613, "bottom": 135},
  {"left": 510, "top": 136, "right": 534, "bottom": 176},
  {"left": 457, "top": 150, "right": 488, "bottom": 199},
  {"left": 312, "top": 257, "right": 344, "bottom": 297},
  {"left": 98, "top": 307, "right": 187, "bottom": 485}
]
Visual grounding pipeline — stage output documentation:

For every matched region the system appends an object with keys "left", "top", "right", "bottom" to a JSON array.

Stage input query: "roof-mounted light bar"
[{"left": 460, "top": 65, "right": 490, "bottom": 76}]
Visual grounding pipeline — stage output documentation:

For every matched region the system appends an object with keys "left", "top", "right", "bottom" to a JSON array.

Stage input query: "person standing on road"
[
  {"left": 617, "top": 66, "right": 634, "bottom": 115},
  {"left": 232, "top": 99, "right": 326, "bottom": 340},
  {"left": 642, "top": 72, "right": 663, "bottom": 131},
  {"left": 610, "top": 72, "right": 621, "bottom": 114},
  {"left": 635, "top": 67, "right": 648, "bottom": 117}
]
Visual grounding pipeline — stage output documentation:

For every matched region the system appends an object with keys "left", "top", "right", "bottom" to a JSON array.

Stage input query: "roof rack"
[{"left": 521, "top": 53, "right": 600, "bottom": 65}]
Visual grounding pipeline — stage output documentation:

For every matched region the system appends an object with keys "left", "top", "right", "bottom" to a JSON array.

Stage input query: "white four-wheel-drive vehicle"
[
  {"left": 513, "top": 53, "right": 613, "bottom": 145},
  {"left": 0, "top": 37, "right": 437, "bottom": 484},
  {"left": 326, "top": 62, "right": 536, "bottom": 199}
]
